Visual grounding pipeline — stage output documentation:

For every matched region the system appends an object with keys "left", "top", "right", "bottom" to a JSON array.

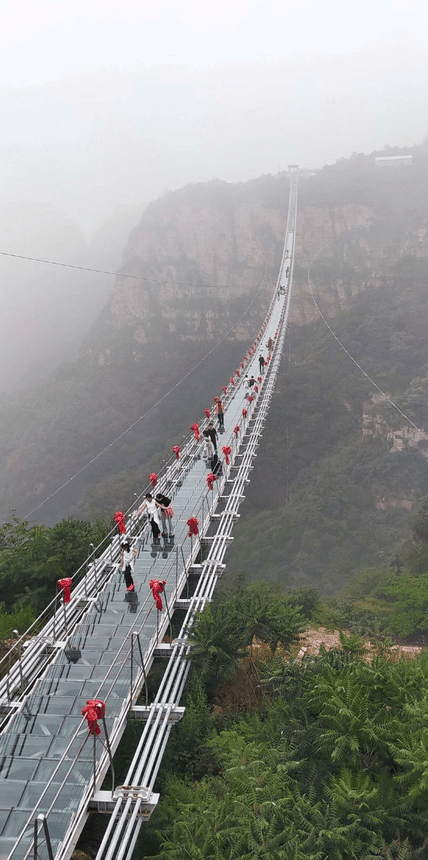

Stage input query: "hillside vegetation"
[
  {"left": 95, "top": 573, "right": 428, "bottom": 860},
  {"left": 228, "top": 254, "right": 428, "bottom": 593}
]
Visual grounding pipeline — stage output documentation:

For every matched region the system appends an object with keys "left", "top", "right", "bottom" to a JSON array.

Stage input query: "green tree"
[
  {"left": 187, "top": 603, "right": 245, "bottom": 697},
  {"left": 0, "top": 516, "right": 110, "bottom": 611}
]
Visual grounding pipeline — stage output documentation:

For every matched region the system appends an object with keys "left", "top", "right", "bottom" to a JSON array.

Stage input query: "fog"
[{"left": 1, "top": 0, "right": 428, "bottom": 390}]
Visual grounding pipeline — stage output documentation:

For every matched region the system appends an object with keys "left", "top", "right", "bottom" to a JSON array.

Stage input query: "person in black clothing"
[
  {"left": 259, "top": 355, "right": 265, "bottom": 374},
  {"left": 206, "top": 422, "right": 218, "bottom": 452},
  {"left": 120, "top": 539, "right": 136, "bottom": 591},
  {"left": 155, "top": 492, "right": 174, "bottom": 538},
  {"left": 210, "top": 451, "right": 222, "bottom": 476}
]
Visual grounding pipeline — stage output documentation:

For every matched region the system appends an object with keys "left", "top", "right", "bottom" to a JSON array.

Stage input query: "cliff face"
[
  {"left": 105, "top": 183, "right": 284, "bottom": 354},
  {"left": 99, "top": 163, "right": 428, "bottom": 368}
]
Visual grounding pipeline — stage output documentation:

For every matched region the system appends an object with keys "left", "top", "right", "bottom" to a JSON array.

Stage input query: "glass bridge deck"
[
  {"left": 0, "top": 244, "right": 294, "bottom": 860},
  {"left": 0, "top": 387, "right": 259, "bottom": 858}
]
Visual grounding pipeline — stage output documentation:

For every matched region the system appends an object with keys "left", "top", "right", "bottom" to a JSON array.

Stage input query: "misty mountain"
[
  {"left": 0, "top": 142, "right": 428, "bottom": 595},
  {"left": 0, "top": 202, "right": 141, "bottom": 393}
]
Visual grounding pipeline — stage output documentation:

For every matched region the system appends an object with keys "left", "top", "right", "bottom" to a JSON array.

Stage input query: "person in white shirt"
[
  {"left": 202, "top": 430, "right": 214, "bottom": 463},
  {"left": 137, "top": 494, "right": 162, "bottom": 540},
  {"left": 121, "top": 539, "right": 137, "bottom": 591}
]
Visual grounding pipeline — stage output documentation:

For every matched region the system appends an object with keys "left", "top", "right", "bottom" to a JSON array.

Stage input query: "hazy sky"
[{"left": 2, "top": 0, "right": 428, "bottom": 235}]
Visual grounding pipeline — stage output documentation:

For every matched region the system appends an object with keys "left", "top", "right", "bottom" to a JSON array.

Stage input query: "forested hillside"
[{"left": 228, "top": 256, "right": 428, "bottom": 592}]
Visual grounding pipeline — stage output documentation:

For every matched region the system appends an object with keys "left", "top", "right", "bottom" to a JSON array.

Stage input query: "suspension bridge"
[{"left": 0, "top": 166, "right": 299, "bottom": 860}]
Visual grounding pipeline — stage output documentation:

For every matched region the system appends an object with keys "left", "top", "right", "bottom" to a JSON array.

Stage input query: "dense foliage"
[
  {"left": 0, "top": 516, "right": 109, "bottom": 621},
  {"left": 128, "top": 575, "right": 428, "bottom": 860}
]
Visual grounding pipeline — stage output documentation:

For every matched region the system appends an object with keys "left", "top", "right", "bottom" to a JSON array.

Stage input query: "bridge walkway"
[{"left": 0, "top": 169, "right": 298, "bottom": 860}]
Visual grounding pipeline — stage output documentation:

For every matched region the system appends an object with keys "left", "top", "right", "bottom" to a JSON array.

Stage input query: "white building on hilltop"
[{"left": 375, "top": 154, "right": 413, "bottom": 168}]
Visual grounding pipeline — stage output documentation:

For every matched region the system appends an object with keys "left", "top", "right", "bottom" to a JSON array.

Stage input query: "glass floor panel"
[
  {"left": 0, "top": 812, "right": 10, "bottom": 836},
  {"left": 35, "top": 678, "right": 85, "bottom": 698},
  {"left": 80, "top": 623, "right": 121, "bottom": 637},
  {"left": 18, "top": 780, "right": 83, "bottom": 812},
  {"left": 88, "top": 664, "right": 132, "bottom": 681},
  {"left": 79, "top": 637, "right": 130, "bottom": 651},
  {"left": 51, "top": 663, "right": 94, "bottom": 680},
  {"left": 0, "top": 835, "right": 31, "bottom": 860},
  {"left": 0, "top": 735, "right": 51, "bottom": 759},
  {"left": 0, "top": 757, "right": 38, "bottom": 781},
  {"left": 0, "top": 811, "right": 71, "bottom": 855},
  {"left": 1, "top": 809, "right": 35, "bottom": 838},
  {"left": 0, "top": 781, "right": 26, "bottom": 809},
  {"left": 47, "top": 735, "right": 94, "bottom": 760},
  {"left": 80, "top": 683, "right": 130, "bottom": 704},
  {"left": 8, "top": 714, "right": 83, "bottom": 737},
  {"left": 34, "top": 757, "right": 93, "bottom": 784},
  {"left": 32, "top": 696, "right": 81, "bottom": 716},
  {"left": 68, "top": 651, "right": 121, "bottom": 667}
]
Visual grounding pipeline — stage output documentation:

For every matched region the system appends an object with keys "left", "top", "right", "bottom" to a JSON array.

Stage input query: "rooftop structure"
[{"left": 375, "top": 155, "right": 413, "bottom": 167}]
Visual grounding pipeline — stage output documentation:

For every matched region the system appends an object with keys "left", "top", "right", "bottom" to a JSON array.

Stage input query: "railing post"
[
  {"left": 101, "top": 714, "right": 116, "bottom": 795},
  {"left": 133, "top": 632, "right": 149, "bottom": 706},
  {"left": 163, "top": 589, "right": 172, "bottom": 642},
  {"left": 91, "top": 543, "right": 99, "bottom": 590},
  {"left": 93, "top": 732, "right": 97, "bottom": 795},
  {"left": 13, "top": 630, "right": 24, "bottom": 695},
  {"left": 5, "top": 655, "right": 10, "bottom": 703},
  {"left": 130, "top": 632, "right": 134, "bottom": 701},
  {"left": 179, "top": 546, "right": 189, "bottom": 599},
  {"left": 52, "top": 594, "right": 57, "bottom": 642},
  {"left": 34, "top": 814, "right": 54, "bottom": 860},
  {"left": 62, "top": 596, "right": 68, "bottom": 637}
]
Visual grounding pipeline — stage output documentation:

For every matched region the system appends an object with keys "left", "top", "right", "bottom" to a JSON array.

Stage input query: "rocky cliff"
[{"left": 99, "top": 147, "right": 428, "bottom": 370}]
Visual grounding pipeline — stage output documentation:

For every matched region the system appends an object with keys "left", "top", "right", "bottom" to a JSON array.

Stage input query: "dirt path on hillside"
[{"left": 296, "top": 627, "right": 422, "bottom": 662}]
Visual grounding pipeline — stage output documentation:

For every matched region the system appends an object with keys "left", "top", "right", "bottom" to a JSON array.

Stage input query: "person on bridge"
[
  {"left": 137, "top": 494, "right": 162, "bottom": 541},
  {"left": 259, "top": 354, "right": 265, "bottom": 374},
  {"left": 202, "top": 429, "right": 214, "bottom": 463},
  {"left": 210, "top": 450, "right": 222, "bottom": 477},
  {"left": 245, "top": 375, "right": 256, "bottom": 398},
  {"left": 120, "top": 539, "right": 137, "bottom": 591},
  {"left": 216, "top": 399, "right": 225, "bottom": 431},
  {"left": 206, "top": 422, "right": 218, "bottom": 452},
  {"left": 155, "top": 492, "right": 174, "bottom": 539},
  {"left": 267, "top": 337, "right": 274, "bottom": 352}
]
